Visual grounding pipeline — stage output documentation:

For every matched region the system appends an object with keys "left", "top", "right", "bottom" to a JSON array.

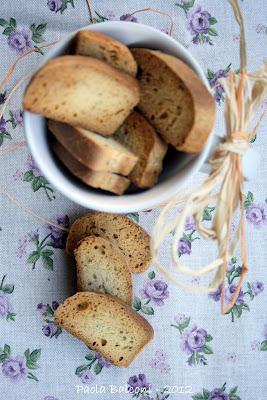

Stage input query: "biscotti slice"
[
  {"left": 75, "top": 30, "right": 137, "bottom": 77},
  {"left": 23, "top": 55, "right": 140, "bottom": 135},
  {"left": 54, "top": 292, "right": 154, "bottom": 367},
  {"left": 114, "top": 111, "right": 168, "bottom": 188},
  {"left": 66, "top": 212, "right": 151, "bottom": 273},
  {"left": 52, "top": 140, "right": 130, "bottom": 195},
  {"left": 75, "top": 235, "right": 132, "bottom": 305},
  {"left": 131, "top": 48, "right": 215, "bottom": 153},
  {"left": 48, "top": 120, "right": 138, "bottom": 175}
]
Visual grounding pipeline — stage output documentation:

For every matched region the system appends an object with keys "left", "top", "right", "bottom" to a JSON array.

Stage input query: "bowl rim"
[{"left": 24, "top": 20, "right": 215, "bottom": 213}]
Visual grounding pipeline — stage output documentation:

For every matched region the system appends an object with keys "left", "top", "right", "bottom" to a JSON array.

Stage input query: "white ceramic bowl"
[{"left": 24, "top": 21, "right": 215, "bottom": 213}]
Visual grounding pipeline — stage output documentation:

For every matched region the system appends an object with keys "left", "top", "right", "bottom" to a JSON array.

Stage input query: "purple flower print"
[
  {"left": 0, "top": 117, "right": 6, "bottom": 133},
  {"left": 37, "top": 303, "right": 48, "bottom": 315},
  {"left": 0, "top": 293, "right": 12, "bottom": 319},
  {"left": 186, "top": 6, "right": 211, "bottom": 35},
  {"left": 178, "top": 238, "right": 191, "bottom": 255},
  {"left": 207, "top": 66, "right": 230, "bottom": 104},
  {"left": 209, "top": 285, "right": 222, "bottom": 302},
  {"left": 209, "top": 69, "right": 228, "bottom": 88},
  {"left": 2, "top": 355, "right": 27, "bottom": 382},
  {"left": 79, "top": 370, "right": 95, "bottom": 384},
  {"left": 8, "top": 28, "right": 32, "bottom": 53},
  {"left": 120, "top": 14, "right": 138, "bottom": 23},
  {"left": 45, "top": 215, "right": 69, "bottom": 249},
  {"left": 44, "top": 397, "right": 59, "bottom": 400},
  {"left": 140, "top": 280, "right": 169, "bottom": 306},
  {"left": 207, "top": 388, "right": 229, "bottom": 400},
  {"left": 149, "top": 351, "right": 171, "bottom": 374},
  {"left": 210, "top": 69, "right": 228, "bottom": 104},
  {"left": 42, "top": 323, "right": 58, "bottom": 338},
  {"left": 128, "top": 373, "right": 150, "bottom": 393},
  {"left": 184, "top": 216, "right": 196, "bottom": 231},
  {"left": 13, "top": 170, "right": 23, "bottom": 182},
  {"left": 47, "top": 0, "right": 63, "bottom": 12},
  {"left": 246, "top": 203, "right": 267, "bottom": 228},
  {"left": 13, "top": 109, "right": 23, "bottom": 126},
  {"left": 26, "top": 154, "right": 40, "bottom": 175},
  {"left": 181, "top": 324, "right": 207, "bottom": 354},
  {"left": 251, "top": 340, "right": 261, "bottom": 351},
  {"left": 227, "top": 352, "right": 237, "bottom": 363},
  {"left": 95, "top": 352, "right": 111, "bottom": 368},
  {"left": 262, "top": 324, "right": 267, "bottom": 340},
  {"left": 174, "top": 313, "right": 186, "bottom": 324},
  {"left": 52, "top": 301, "right": 59, "bottom": 310},
  {"left": 251, "top": 281, "right": 264, "bottom": 296},
  {"left": 225, "top": 284, "right": 244, "bottom": 305},
  {"left": 105, "top": 10, "right": 116, "bottom": 20}
]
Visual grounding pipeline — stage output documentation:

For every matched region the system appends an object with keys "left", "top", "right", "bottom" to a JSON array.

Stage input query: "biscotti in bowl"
[{"left": 23, "top": 21, "right": 216, "bottom": 212}]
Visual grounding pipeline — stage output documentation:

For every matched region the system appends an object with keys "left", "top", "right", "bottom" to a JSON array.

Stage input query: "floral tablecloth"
[{"left": 0, "top": 1, "right": 267, "bottom": 399}]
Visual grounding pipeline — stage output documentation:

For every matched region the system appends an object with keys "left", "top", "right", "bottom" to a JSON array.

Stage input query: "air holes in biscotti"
[
  {"left": 113, "top": 234, "right": 118, "bottom": 239},
  {"left": 77, "top": 302, "right": 88, "bottom": 311},
  {"left": 101, "top": 250, "right": 105, "bottom": 255},
  {"left": 151, "top": 115, "right": 155, "bottom": 121},
  {"left": 137, "top": 67, "right": 143, "bottom": 79},
  {"left": 101, "top": 339, "right": 107, "bottom": 346},
  {"left": 94, "top": 246, "right": 98, "bottom": 250},
  {"left": 73, "top": 113, "right": 77, "bottom": 118},
  {"left": 92, "top": 341, "right": 96, "bottom": 346},
  {"left": 160, "top": 112, "right": 168, "bottom": 120},
  {"left": 119, "top": 356, "right": 124, "bottom": 362}
]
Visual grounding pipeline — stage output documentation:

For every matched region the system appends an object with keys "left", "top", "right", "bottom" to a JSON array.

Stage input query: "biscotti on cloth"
[
  {"left": 74, "top": 235, "right": 133, "bottom": 305},
  {"left": 54, "top": 292, "right": 154, "bottom": 367},
  {"left": 66, "top": 212, "right": 151, "bottom": 273}
]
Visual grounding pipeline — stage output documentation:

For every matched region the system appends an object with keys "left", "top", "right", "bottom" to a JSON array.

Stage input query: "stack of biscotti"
[
  {"left": 23, "top": 30, "right": 215, "bottom": 195},
  {"left": 54, "top": 212, "right": 154, "bottom": 367}
]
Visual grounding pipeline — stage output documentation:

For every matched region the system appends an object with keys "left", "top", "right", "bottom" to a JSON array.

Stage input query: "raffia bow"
[{"left": 151, "top": 0, "right": 267, "bottom": 314}]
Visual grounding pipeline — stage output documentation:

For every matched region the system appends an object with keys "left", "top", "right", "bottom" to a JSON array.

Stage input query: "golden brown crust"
[
  {"left": 75, "top": 30, "right": 137, "bottom": 77},
  {"left": 131, "top": 48, "right": 215, "bottom": 153},
  {"left": 48, "top": 120, "right": 138, "bottom": 176},
  {"left": 23, "top": 55, "right": 140, "bottom": 135},
  {"left": 115, "top": 111, "right": 168, "bottom": 188},
  {"left": 66, "top": 212, "right": 151, "bottom": 273},
  {"left": 54, "top": 292, "right": 154, "bottom": 367},
  {"left": 52, "top": 140, "right": 130, "bottom": 195}
]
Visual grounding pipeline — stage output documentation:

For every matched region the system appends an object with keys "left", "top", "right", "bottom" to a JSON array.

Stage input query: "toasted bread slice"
[
  {"left": 66, "top": 212, "right": 151, "bottom": 273},
  {"left": 114, "top": 111, "right": 168, "bottom": 188},
  {"left": 48, "top": 120, "right": 138, "bottom": 176},
  {"left": 52, "top": 139, "right": 130, "bottom": 195},
  {"left": 131, "top": 48, "right": 215, "bottom": 153},
  {"left": 23, "top": 55, "right": 140, "bottom": 135},
  {"left": 54, "top": 292, "right": 154, "bottom": 367},
  {"left": 75, "top": 30, "right": 137, "bottom": 77},
  {"left": 75, "top": 235, "right": 132, "bottom": 305}
]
